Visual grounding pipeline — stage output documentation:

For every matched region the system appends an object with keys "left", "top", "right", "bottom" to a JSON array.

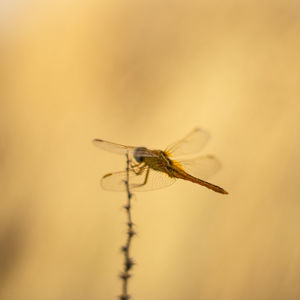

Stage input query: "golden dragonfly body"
[{"left": 94, "top": 128, "right": 228, "bottom": 194}]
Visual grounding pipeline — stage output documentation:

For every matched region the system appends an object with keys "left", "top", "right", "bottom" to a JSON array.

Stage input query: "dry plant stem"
[{"left": 120, "top": 153, "right": 135, "bottom": 300}]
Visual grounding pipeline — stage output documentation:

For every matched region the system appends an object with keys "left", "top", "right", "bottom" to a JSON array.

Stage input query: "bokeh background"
[{"left": 1, "top": 0, "right": 300, "bottom": 299}]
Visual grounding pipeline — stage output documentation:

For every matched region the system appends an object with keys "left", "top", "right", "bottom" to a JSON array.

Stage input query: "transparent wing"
[
  {"left": 93, "top": 139, "right": 136, "bottom": 155},
  {"left": 177, "top": 154, "right": 221, "bottom": 180},
  {"left": 100, "top": 168, "right": 176, "bottom": 192},
  {"left": 165, "top": 128, "right": 210, "bottom": 157}
]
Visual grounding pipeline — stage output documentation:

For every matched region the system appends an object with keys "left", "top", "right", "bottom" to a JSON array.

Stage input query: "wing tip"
[
  {"left": 93, "top": 138, "right": 103, "bottom": 143},
  {"left": 103, "top": 173, "right": 113, "bottom": 178},
  {"left": 193, "top": 127, "right": 208, "bottom": 134}
]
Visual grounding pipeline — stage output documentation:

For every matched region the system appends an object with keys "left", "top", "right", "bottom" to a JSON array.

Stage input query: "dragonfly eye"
[{"left": 134, "top": 147, "right": 147, "bottom": 163}]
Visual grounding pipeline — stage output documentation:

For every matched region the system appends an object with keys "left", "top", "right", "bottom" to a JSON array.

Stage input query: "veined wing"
[
  {"left": 101, "top": 168, "right": 176, "bottom": 192},
  {"left": 176, "top": 154, "right": 221, "bottom": 180},
  {"left": 93, "top": 139, "right": 136, "bottom": 155},
  {"left": 165, "top": 128, "right": 210, "bottom": 157}
]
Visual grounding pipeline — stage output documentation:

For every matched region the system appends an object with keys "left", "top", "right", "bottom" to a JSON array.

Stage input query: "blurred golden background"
[{"left": 1, "top": 0, "right": 300, "bottom": 299}]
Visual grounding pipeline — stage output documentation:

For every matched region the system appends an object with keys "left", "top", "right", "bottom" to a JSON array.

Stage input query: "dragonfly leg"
[
  {"left": 130, "top": 162, "right": 138, "bottom": 169},
  {"left": 132, "top": 167, "right": 150, "bottom": 188},
  {"left": 142, "top": 167, "right": 150, "bottom": 185},
  {"left": 131, "top": 163, "right": 146, "bottom": 175},
  {"left": 130, "top": 161, "right": 145, "bottom": 169}
]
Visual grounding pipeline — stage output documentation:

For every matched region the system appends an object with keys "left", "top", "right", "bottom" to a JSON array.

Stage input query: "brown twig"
[{"left": 119, "top": 153, "right": 135, "bottom": 300}]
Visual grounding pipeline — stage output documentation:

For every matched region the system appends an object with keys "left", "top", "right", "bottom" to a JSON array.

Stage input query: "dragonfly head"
[{"left": 134, "top": 147, "right": 147, "bottom": 163}]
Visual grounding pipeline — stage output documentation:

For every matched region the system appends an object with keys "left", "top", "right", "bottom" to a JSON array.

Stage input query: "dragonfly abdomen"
[{"left": 172, "top": 168, "right": 228, "bottom": 194}]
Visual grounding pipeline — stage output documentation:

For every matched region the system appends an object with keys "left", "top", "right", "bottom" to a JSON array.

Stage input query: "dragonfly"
[{"left": 93, "top": 128, "right": 228, "bottom": 194}]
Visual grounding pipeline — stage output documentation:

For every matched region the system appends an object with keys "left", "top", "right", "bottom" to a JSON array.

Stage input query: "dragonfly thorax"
[{"left": 134, "top": 147, "right": 147, "bottom": 163}]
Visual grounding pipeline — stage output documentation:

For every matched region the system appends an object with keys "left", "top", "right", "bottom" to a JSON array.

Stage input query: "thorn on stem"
[
  {"left": 119, "top": 295, "right": 131, "bottom": 300},
  {"left": 124, "top": 204, "right": 131, "bottom": 211},
  {"left": 121, "top": 245, "right": 128, "bottom": 252},
  {"left": 127, "top": 221, "right": 134, "bottom": 228},
  {"left": 119, "top": 272, "right": 131, "bottom": 280},
  {"left": 125, "top": 257, "right": 135, "bottom": 271},
  {"left": 128, "top": 229, "right": 136, "bottom": 238}
]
